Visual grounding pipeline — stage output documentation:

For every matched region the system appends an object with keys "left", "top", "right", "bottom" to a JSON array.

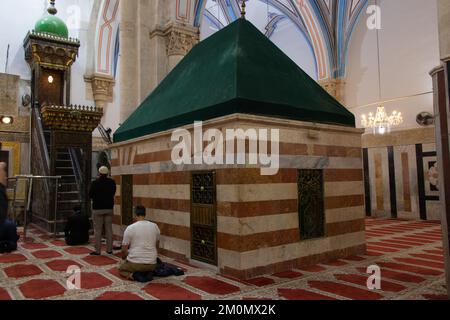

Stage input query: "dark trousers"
[{"left": 0, "top": 219, "right": 19, "bottom": 253}]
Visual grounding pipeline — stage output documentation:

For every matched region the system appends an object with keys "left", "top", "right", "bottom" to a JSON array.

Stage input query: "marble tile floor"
[{"left": 0, "top": 218, "right": 447, "bottom": 300}]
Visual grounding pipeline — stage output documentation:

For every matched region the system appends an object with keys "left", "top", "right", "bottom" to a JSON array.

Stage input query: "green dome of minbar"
[{"left": 35, "top": 14, "right": 68, "bottom": 38}]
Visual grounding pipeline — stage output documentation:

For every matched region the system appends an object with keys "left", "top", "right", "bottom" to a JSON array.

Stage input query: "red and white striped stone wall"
[{"left": 110, "top": 115, "right": 366, "bottom": 279}]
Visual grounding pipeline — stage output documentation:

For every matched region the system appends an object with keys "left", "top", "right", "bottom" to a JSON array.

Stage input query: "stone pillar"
[
  {"left": 435, "top": 0, "right": 450, "bottom": 298},
  {"left": 149, "top": 27, "right": 170, "bottom": 96},
  {"left": 430, "top": 65, "right": 450, "bottom": 298},
  {"left": 119, "top": 0, "right": 139, "bottom": 124},
  {"left": 137, "top": 0, "right": 153, "bottom": 102},
  {"left": 85, "top": 73, "right": 115, "bottom": 111},
  {"left": 319, "top": 78, "right": 345, "bottom": 104},
  {"left": 438, "top": 0, "right": 450, "bottom": 58},
  {"left": 118, "top": 0, "right": 199, "bottom": 122}
]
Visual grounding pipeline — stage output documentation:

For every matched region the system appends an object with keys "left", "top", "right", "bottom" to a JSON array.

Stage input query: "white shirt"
[{"left": 122, "top": 220, "right": 160, "bottom": 264}]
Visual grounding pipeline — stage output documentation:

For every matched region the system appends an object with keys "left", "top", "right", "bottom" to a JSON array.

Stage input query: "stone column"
[
  {"left": 149, "top": 27, "right": 170, "bottom": 95},
  {"left": 435, "top": 0, "right": 450, "bottom": 298},
  {"left": 119, "top": 0, "right": 139, "bottom": 124},
  {"left": 85, "top": 73, "right": 115, "bottom": 111},
  {"left": 137, "top": 0, "right": 153, "bottom": 102},
  {"left": 147, "top": 0, "right": 171, "bottom": 96},
  {"left": 430, "top": 65, "right": 450, "bottom": 298},
  {"left": 319, "top": 78, "right": 346, "bottom": 104},
  {"left": 438, "top": 0, "right": 450, "bottom": 58},
  {"left": 118, "top": 0, "right": 199, "bottom": 122}
]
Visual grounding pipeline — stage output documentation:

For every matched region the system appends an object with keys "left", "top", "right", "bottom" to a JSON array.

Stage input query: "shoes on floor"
[
  {"left": 132, "top": 272, "right": 154, "bottom": 283},
  {"left": 90, "top": 252, "right": 101, "bottom": 256},
  {"left": 107, "top": 251, "right": 113, "bottom": 255}
]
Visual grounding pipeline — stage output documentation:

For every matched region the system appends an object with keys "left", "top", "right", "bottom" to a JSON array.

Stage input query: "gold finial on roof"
[
  {"left": 240, "top": 0, "right": 246, "bottom": 19},
  {"left": 48, "top": 0, "right": 57, "bottom": 15}
]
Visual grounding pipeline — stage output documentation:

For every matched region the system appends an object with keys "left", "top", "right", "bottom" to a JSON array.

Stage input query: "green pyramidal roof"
[{"left": 114, "top": 19, "right": 355, "bottom": 143}]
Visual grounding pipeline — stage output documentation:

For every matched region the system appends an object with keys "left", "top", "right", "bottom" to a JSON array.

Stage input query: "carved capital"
[
  {"left": 85, "top": 73, "right": 115, "bottom": 105},
  {"left": 319, "top": 78, "right": 346, "bottom": 103},
  {"left": 163, "top": 23, "right": 199, "bottom": 57}
]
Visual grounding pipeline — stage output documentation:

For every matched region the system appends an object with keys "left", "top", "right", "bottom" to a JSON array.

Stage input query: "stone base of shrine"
[
  {"left": 110, "top": 114, "right": 366, "bottom": 280},
  {"left": 156, "top": 240, "right": 367, "bottom": 280}
]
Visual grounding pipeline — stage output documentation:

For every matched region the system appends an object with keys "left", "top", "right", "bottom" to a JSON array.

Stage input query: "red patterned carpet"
[{"left": 0, "top": 218, "right": 447, "bottom": 300}]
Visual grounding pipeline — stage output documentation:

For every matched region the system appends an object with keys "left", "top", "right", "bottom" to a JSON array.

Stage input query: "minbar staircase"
[
  {"left": 42, "top": 128, "right": 82, "bottom": 221},
  {"left": 55, "top": 149, "right": 82, "bottom": 220}
]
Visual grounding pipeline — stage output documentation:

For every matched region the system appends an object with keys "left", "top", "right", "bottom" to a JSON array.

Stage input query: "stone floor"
[{"left": 0, "top": 218, "right": 448, "bottom": 300}]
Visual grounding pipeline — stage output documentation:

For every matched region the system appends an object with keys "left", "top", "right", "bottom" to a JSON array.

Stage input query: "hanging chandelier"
[
  {"left": 360, "top": 0, "right": 403, "bottom": 136},
  {"left": 361, "top": 105, "right": 403, "bottom": 135}
]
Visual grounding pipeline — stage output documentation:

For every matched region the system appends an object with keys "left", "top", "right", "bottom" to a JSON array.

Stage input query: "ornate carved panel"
[
  {"left": 191, "top": 172, "right": 217, "bottom": 265},
  {"left": 41, "top": 105, "right": 103, "bottom": 132},
  {"left": 23, "top": 31, "right": 80, "bottom": 70},
  {"left": 298, "top": 170, "right": 325, "bottom": 240}
]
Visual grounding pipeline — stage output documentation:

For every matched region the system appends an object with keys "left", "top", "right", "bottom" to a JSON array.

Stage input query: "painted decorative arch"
[{"left": 95, "top": 0, "right": 120, "bottom": 77}]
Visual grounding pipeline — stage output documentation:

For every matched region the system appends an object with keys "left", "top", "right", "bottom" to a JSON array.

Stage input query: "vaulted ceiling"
[{"left": 194, "top": 0, "right": 369, "bottom": 80}]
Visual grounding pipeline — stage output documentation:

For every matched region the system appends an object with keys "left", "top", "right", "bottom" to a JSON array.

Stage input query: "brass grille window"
[
  {"left": 298, "top": 169, "right": 325, "bottom": 240},
  {"left": 192, "top": 173, "right": 215, "bottom": 204},
  {"left": 191, "top": 172, "right": 217, "bottom": 265}
]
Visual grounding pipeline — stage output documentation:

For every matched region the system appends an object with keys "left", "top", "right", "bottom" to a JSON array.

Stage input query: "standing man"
[
  {"left": 119, "top": 206, "right": 160, "bottom": 282},
  {"left": 89, "top": 166, "right": 116, "bottom": 256}
]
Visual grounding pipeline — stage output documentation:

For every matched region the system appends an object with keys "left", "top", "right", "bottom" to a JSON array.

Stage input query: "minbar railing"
[
  {"left": 30, "top": 104, "right": 55, "bottom": 231},
  {"left": 32, "top": 107, "right": 50, "bottom": 177},
  {"left": 69, "top": 147, "right": 84, "bottom": 205},
  {"left": 98, "top": 123, "right": 113, "bottom": 145}
]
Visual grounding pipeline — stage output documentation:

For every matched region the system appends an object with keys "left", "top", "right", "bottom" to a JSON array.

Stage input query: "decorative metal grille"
[
  {"left": 191, "top": 172, "right": 217, "bottom": 265},
  {"left": 192, "top": 172, "right": 215, "bottom": 204},
  {"left": 191, "top": 225, "right": 216, "bottom": 264},
  {"left": 298, "top": 170, "right": 325, "bottom": 240}
]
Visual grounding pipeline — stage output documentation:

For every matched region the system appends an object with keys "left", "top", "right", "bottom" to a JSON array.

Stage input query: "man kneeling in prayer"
[
  {"left": 119, "top": 206, "right": 160, "bottom": 282},
  {"left": 64, "top": 206, "right": 91, "bottom": 246}
]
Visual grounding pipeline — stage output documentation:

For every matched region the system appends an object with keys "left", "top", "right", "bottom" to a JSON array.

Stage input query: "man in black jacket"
[
  {"left": 89, "top": 166, "right": 116, "bottom": 255},
  {"left": 0, "top": 162, "right": 19, "bottom": 253},
  {"left": 64, "top": 206, "right": 91, "bottom": 246}
]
